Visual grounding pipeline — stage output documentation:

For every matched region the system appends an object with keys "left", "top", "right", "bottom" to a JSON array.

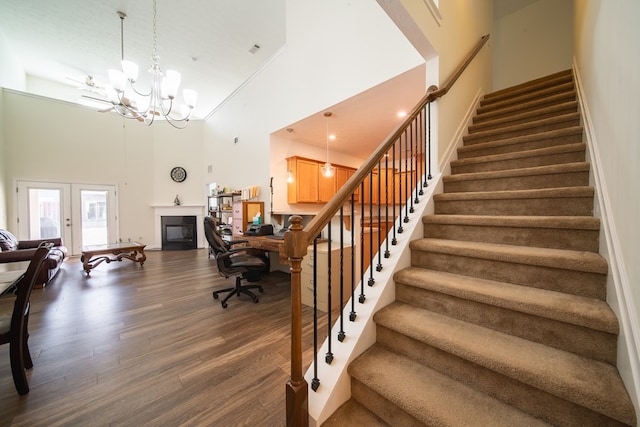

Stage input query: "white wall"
[
  {"left": 0, "top": 27, "right": 25, "bottom": 229},
  {"left": 1, "top": 90, "right": 204, "bottom": 248},
  {"left": 203, "top": 0, "right": 425, "bottom": 222},
  {"left": 398, "top": 0, "right": 494, "bottom": 166},
  {"left": 574, "top": 0, "right": 640, "bottom": 412},
  {"left": 493, "top": 0, "right": 573, "bottom": 91}
]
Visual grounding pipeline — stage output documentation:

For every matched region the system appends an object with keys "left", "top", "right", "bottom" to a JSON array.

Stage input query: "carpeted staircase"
[{"left": 323, "top": 70, "right": 637, "bottom": 426}]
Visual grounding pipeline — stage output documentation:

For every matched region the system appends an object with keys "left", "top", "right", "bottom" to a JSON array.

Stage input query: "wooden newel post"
[{"left": 285, "top": 215, "right": 310, "bottom": 427}]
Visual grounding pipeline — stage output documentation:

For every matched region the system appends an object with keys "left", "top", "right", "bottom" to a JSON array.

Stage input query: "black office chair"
[
  {"left": 0, "top": 242, "right": 52, "bottom": 395},
  {"left": 204, "top": 217, "right": 267, "bottom": 308}
]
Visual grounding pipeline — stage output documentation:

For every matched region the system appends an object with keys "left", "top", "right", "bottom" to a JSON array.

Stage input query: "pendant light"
[{"left": 321, "top": 112, "right": 335, "bottom": 178}]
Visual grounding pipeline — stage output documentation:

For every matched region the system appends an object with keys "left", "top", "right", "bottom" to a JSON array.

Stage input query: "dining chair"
[{"left": 0, "top": 243, "right": 52, "bottom": 395}]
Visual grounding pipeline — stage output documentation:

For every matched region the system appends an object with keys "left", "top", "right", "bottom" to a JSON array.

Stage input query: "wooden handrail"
[{"left": 285, "top": 33, "right": 490, "bottom": 427}]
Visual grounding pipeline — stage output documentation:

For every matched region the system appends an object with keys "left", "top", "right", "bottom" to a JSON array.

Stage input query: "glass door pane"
[
  {"left": 18, "top": 181, "right": 72, "bottom": 245},
  {"left": 18, "top": 181, "right": 118, "bottom": 255},
  {"left": 80, "top": 190, "right": 108, "bottom": 246},
  {"left": 27, "top": 188, "right": 62, "bottom": 239}
]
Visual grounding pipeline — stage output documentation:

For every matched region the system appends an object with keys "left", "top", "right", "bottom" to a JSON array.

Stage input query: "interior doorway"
[{"left": 16, "top": 181, "right": 118, "bottom": 255}]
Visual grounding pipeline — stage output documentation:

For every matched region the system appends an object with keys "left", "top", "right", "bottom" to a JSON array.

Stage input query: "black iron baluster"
[
  {"left": 428, "top": 102, "right": 432, "bottom": 181},
  {"left": 368, "top": 171, "right": 375, "bottom": 286},
  {"left": 311, "top": 238, "right": 320, "bottom": 392},
  {"left": 407, "top": 120, "right": 418, "bottom": 213},
  {"left": 376, "top": 160, "right": 382, "bottom": 272},
  {"left": 325, "top": 224, "right": 333, "bottom": 364},
  {"left": 349, "top": 194, "right": 357, "bottom": 321},
  {"left": 359, "top": 181, "right": 365, "bottom": 304},
  {"left": 338, "top": 206, "right": 346, "bottom": 341},
  {"left": 392, "top": 139, "right": 398, "bottom": 243},
  {"left": 412, "top": 119, "right": 420, "bottom": 205},
  {"left": 418, "top": 108, "right": 425, "bottom": 195},
  {"left": 403, "top": 128, "right": 410, "bottom": 223},
  {"left": 384, "top": 149, "right": 390, "bottom": 258}
]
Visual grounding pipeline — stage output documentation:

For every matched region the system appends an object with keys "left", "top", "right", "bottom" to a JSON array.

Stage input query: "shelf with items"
[{"left": 208, "top": 192, "right": 241, "bottom": 226}]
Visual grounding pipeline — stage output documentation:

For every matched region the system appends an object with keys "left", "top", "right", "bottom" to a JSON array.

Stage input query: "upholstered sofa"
[{"left": 0, "top": 229, "right": 67, "bottom": 287}]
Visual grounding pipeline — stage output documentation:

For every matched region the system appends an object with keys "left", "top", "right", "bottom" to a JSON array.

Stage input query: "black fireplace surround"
[{"left": 161, "top": 216, "right": 197, "bottom": 250}]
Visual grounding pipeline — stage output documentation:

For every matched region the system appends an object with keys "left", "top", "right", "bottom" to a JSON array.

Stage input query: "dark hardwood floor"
[{"left": 0, "top": 249, "right": 323, "bottom": 426}]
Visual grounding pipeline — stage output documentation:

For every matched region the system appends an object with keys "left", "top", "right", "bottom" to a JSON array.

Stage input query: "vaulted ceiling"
[
  {"left": 0, "top": 0, "right": 426, "bottom": 159},
  {"left": 0, "top": 0, "right": 287, "bottom": 119}
]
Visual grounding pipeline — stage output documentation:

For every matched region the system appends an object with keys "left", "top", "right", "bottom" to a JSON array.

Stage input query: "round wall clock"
[{"left": 170, "top": 166, "right": 187, "bottom": 183}]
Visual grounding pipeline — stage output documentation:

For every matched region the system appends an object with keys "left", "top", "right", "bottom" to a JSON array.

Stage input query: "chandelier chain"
[{"left": 151, "top": 0, "right": 159, "bottom": 64}]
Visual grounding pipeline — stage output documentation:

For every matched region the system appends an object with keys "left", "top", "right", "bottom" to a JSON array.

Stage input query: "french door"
[{"left": 16, "top": 181, "right": 118, "bottom": 255}]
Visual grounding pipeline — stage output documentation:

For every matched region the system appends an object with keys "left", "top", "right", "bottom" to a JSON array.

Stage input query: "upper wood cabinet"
[
  {"left": 287, "top": 157, "right": 319, "bottom": 203},
  {"left": 318, "top": 169, "right": 336, "bottom": 203},
  {"left": 287, "top": 156, "right": 357, "bottom": 204}
]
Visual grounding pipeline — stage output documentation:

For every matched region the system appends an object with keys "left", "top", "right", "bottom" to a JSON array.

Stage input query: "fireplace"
[{"left": 161, "top": 216, "right": 197, "bottom": 250}]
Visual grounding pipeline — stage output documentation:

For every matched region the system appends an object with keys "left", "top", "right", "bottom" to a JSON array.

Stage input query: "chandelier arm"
[
  {"left": 127, "top": 83, "right": 153, "bottom": 98},
  {"left": 164, "top": 117, "right": 190, "bottom": 129}
]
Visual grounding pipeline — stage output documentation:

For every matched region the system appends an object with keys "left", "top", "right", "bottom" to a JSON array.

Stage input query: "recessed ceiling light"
[{"left": 397, "top": 111, "right": 407, "bottom": 118}]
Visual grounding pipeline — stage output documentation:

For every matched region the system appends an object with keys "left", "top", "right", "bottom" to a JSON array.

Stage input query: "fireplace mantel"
[{"left": 152, "top": 205, "right": 206, "bottom": 249}]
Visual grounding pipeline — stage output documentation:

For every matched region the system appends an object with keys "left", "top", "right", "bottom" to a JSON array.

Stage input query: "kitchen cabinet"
[
  {"left": 287, "top": 156, "right": 357, "bottom": 204},
  {"left": 335, "top": 166, "right": 359, "bottom": 201},
  {"left": 287, "top": 157, "right": 319, "bottom": 203}
]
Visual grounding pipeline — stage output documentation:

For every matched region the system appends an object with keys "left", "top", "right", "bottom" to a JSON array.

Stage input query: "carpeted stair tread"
[
  {"left": 475, "top": 91, "right": 577, "bottom": 123},
  {"left": 373, "top": 303, "right": 636, "bottom": 425},
  {"left": 478, "top": 82, "right": 575, "bottom": 112},
  {"left": 434, "top": 186, "right": 594, "bottom": 202},
  {"left": 457, "top": 126, "right": 583, "bottom": 159},
  {"left": 434, "top": 186, "right": 594, "bottom": 217},
  {"left": 444, "top": 162, "right": 590, "bottom": 184},
  {"left": 422, "top": 214, "right": 600, "bottom": 230},
  {"left": 483, "top": 69, "right": 573, "bottom": 101},
  {"left": 320, "top": 398, "right": 388, "bottom": 427},
  {"left": 450, "top": 143, "right": 587, "bottom": 175},
  {"left": 422, "top": 214, "right": 600, "bottom": 252},
  {"left": 468, "top": 101, "right": 578, "bottom": 133},
  {"left": 463, "top": 112, "right": 580, "bottom": 145},
  {"left": 348, "top": 345, "right": 552, "bottom": 427},
  {"left": 409, "top": 238, "right": 608, "bottom": 274},
  {"left": 394, "top": 267, "right": 617, "bottom": 333}
]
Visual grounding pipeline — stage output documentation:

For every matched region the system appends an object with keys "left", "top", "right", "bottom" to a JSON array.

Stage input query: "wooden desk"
[
  {"left": 241, "top": 235, "right": 286, "bottom": 263},
  {"left": 80, "top": 242, "right": 147, "bottom": 276}
]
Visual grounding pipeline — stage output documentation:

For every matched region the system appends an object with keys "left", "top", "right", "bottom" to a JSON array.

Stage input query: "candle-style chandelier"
[{"left": 105, "top": 0, "right": 197, "bottom": 128}]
